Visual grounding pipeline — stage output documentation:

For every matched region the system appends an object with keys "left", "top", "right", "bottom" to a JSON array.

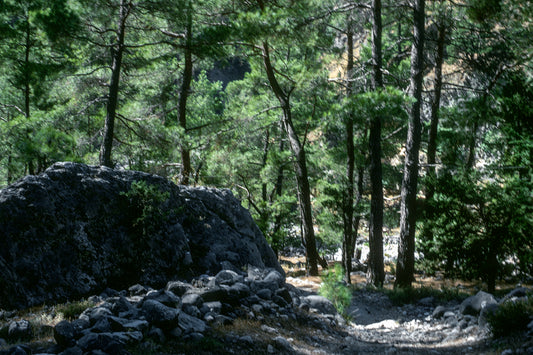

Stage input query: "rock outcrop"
[{"left": 0, "top": 162, "right": 282, "bottom": 310}]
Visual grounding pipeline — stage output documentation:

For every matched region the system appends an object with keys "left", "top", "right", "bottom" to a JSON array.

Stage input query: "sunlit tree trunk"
[
  {"left": 100, "top": 0, "right": 130, "bottom": 168},
  {"left": 426, "top": 20, "right": 446, "bottom": 202},
  {"left": 367, "top": 0, "right": 385, "bottom": 287},
  {"left": 396, "top": 0, "right": 426, "bottom": 288},
  {"left": 262, "top": 41, "right": 320, "bottom": 276}
]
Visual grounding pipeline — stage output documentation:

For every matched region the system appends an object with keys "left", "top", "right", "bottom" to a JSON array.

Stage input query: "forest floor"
[
  {"left": 1, "top": 257, "right": 530, "bottom": 354},
  {"left": 274, "top": 256, "right": 530, "bottom": 355}
]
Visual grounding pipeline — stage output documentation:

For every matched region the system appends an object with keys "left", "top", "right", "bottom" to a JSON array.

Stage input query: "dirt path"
[{"left": 283, "top": 277, "right": 494, "bottom": 355}]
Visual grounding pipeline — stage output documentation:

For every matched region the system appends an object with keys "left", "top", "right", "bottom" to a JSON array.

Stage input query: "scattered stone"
[
  {"left": 141, "top": 300, "right": 180, "bottom": 330},
  {"left": 166, "top": 281, "right": 193, "bottom": 297},
  {"left": 301, "top": 295, "right": 337, "bottom": 315},
  {"left": 460, "top": 291, "right": 498, "bottom": 316},
  {"left": 7, "top": 320, "right": 32, "bottom": 341},
  {"left": 53, "top": 321, "right": 76, "bottom": 348}
]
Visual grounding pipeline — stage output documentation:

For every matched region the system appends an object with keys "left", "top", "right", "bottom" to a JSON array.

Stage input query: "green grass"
[{"left": 55, "top": 299, "right": 95, "bottom": 320}]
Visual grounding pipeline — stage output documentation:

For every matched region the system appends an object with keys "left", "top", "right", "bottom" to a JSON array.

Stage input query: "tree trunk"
[
  {"left": 396, "top": 0, "right": 426, "bottom": 289},
  {"left": 24, "top": 18, "right": 31, "bottom": 119},
  {"left": 426, "top": 20, "right": 446, "bottom": 202},
  {"left": 271, "top": 137, "right": 285, "bottom": 257},
  {"left": 178, "top": 1, "right": 193, "bottom": 185},
  {"left": 261, "top": 41, "right": 320, "bottom": 276},
  {"left": 100, "top": 0, "right": 130, "bottom": 168},
  {"left": 343, "top": 25, "right": 355, "bottom": 283},
  {"left": 367, "top": 0, "right": 385, "bottom": 287},
  {"left": 350, "top": 165, "right": 364, "bottom": 260}
]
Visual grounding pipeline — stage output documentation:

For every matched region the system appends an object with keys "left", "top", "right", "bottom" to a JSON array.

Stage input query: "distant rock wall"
[{"left": 0, "top": 162, "right": 281, "bottom": 310}]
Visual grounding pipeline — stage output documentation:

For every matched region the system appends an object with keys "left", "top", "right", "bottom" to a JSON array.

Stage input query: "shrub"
[
  {"left": 487, "top": 296, "right": 533, "bottom": 338},
  {"left": 319, "top": 264, "right": 352, "bottom": 317},
  {"left": 120, "top": 180, "right": 170, "bottom": 236}
]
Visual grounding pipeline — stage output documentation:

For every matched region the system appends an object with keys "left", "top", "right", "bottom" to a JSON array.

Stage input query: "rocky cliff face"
[{"left": 0, "top": 162, "right": 281, "bottom": 310}]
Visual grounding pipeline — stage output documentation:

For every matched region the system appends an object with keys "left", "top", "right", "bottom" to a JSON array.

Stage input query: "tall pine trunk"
[
  {"left": 426, "top": 21, "right": 446, "bottom": 202},
  {"left": 262, "top": 41, "right": 320, "bottom": 276},
  {"left": 367, "top": 0, "right": 385, "bottom": 287},
  {"left": 343, "top": 25, "right": 355, "bottom": 283},
  {"left": 100, "top": 0, "right": 130, "bottom": 168},
  {"left": 178, "top": 1, "right": 193, "bottom": 185},
  {"left": 396, "top": 0, "right": 426, "bottom": 288}
]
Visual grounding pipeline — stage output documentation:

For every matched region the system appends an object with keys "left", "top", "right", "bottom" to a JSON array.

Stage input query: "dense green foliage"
[
  {"left": 1, "top": 1, "right": 531, "bottom": 287},
  {"left": 319, "top": 264, "right": 352, "bottom": 316}
]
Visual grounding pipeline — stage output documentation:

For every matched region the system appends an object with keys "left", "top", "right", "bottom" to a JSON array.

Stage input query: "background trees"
[{"left": 1, "top": 0, "right": 531, "bottom": 286}]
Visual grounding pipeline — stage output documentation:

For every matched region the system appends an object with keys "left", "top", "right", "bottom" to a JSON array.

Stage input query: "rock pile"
[
  {"left": 0, "top": 162, "right": 282, "bottom": 310},
  {"left": 0, "top": 266, "right": 304, "bottom": 354}
]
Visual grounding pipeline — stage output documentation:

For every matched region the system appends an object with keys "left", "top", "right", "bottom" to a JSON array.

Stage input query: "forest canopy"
[{"left": 1, "top": 0, "right": 532, "bottom": 290}]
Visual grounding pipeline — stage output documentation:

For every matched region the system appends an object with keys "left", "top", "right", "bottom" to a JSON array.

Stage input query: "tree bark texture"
[
  {"left": 178, "top": 1, "right": 193, "bottom": 185},
  {"left": 261, "top": 41, "right": 320, "bottom": 276},
  {"left": 367, "top": 0, "right": 385, "bottom": 287},
  {"left": 426, "top": 19, "right": 446, "bottom": 202},
  {"left": 396, "top": 0, "right": 425, "bottom": 288},
  {"left": 343, "top": 25, "right": 355, "bottom": 283},
  {"left": 100, "top": 0, "right": 130, "bottom": 168}
]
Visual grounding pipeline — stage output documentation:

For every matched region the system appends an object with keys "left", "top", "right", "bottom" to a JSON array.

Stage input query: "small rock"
[
  {"left": 166, "top": 281, "right": 193, "bottom": 296},
  {"left": 182, "top": 304, "right": 202, "bottom": 318},
  {"left": 257, "top": 288, "right": 273, "bottom": 300},
  {"left": 141, "top": 300, "right": 180, "bottom": 330},
  {"left": 274, "top": 336, "right": 292, "bottom": 350},
  {"left": 201, "top": 301, "right": 222, "bottom": 315},
  {"left": 460, "top": 291, "right": 497, "bottom": 316},
  {"left": 108, "top": 316, "right": 149, "bottom": 332},
  {"left": 128, "top": 284, "right": 147, "bottom": 296},
  {"left": 214, "top": 270, "right": 243, "bottom": 286},
  {"left": 84, "top": 307, "right": 113, "bottom": 326},
  {"left": 418, "top": 296, "right": 435, "bottom": 307},
  {"left": 181, "top": 293, "right": 203, "bottom": 307},
  {"left": 365, "top": 319, "right": 399, "bottom": 330},
  {"left": 301, "top": 295, "right": 336, "bottom": 315},
  {"left": 144, "top": 289, "right": 181, "bottom": 308},
  {"left": 261, "top": 324, "right": 278, "bottom": 334},
  {"left": 8, "top": 320, "right": 32, "bottom": 341},
  {"left": 240, "top": 335, "right": 253, "bottom": 345},
  {"left": 443, "top": 311, "right": 456, "bottom": 319},
  {"left": 178, "top": 312, "right": 207, "bottom": 334},
  {"left": 54, "top": 320, "right": 76, "bottom": 348}
]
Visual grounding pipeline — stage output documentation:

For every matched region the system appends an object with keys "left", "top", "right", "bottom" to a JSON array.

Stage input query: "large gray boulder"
[{"left": 0, "top": 162, "right": 282, "bottom": 309}]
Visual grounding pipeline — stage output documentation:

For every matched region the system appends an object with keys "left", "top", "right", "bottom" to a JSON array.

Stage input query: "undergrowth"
[
  {"left": 56, "top": 299, "right": 95, "bottom": 320},
  {"left": 384, "top": 286, "right": 470, "bottom": 306},
  {"left": 487, "top": 294, "right": 533, "bottom": 338},
  {"left": 319, "top": 263, "right": 352, "bottom": 317}
]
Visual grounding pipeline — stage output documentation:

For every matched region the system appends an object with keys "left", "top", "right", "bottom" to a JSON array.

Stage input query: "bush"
[
  {"left": 120, "top": 180, "right": 170, "bottom": 236},
  {"left": 319, "top": 264, "right": 352, "bottom": 316},
  {"left": 487, "top": 296, "right": 533, "bottom": 338}
]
